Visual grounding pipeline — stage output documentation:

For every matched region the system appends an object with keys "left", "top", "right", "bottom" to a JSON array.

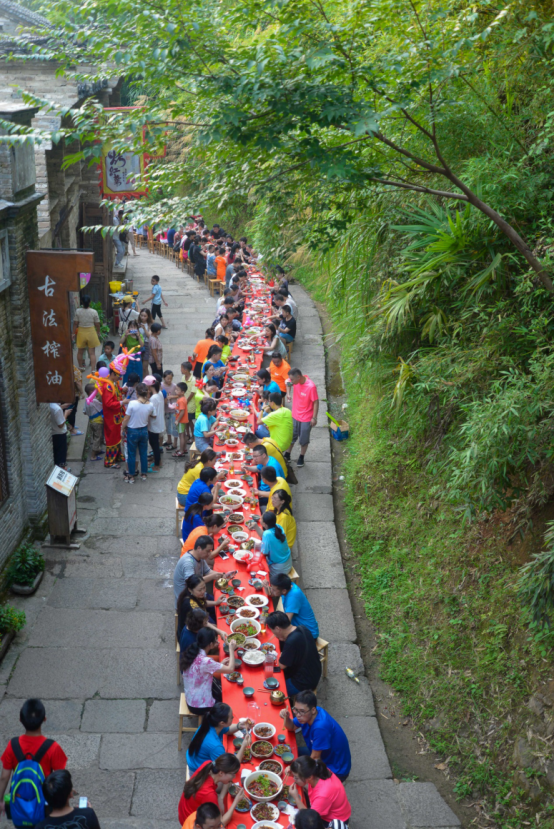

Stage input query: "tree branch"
[{"left": 373, "top": 178, "right": 468, "bottom": 200}]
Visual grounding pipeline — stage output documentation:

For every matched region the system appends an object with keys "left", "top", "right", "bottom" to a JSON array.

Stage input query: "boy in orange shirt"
[
  {"left": 172, "top": 382, "right": 189, "bottom": 456},
  {"left": 215, "top": 247, "right": 227, "bottom": 283},
  {"left": 269, "top": 351, "right": 291, "bottom": 400}
]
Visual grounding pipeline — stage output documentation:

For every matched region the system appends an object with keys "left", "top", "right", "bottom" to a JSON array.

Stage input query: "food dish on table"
[
  {"left": 243, "top": 649, "right": 265, "bottom": 666},
  {"left": 253, "top": 722, "right": 276, "bottom": 740},
  {"left": 251, "top": 740, "right": 274, "bottom": 759},
  {"left": 246, "top": 594, "right": 269, "bottom": 608},
  {"left": 244, "top": 771, "right": 283, "bottom": 802},
  {"left": 251, "top": 803, "right": 280, "bottom": 823},
  {"left": 273, "top": 743, "right": 292, "bottom": 757},
  {"left": 236, "top": 607, "right": 259, "bottom": 619},
  {"left": 259, "top": 759, "right": 284, "bottom": 776}
]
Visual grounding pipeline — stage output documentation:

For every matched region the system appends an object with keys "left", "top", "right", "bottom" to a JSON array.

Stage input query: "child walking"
[
  {"left": 143, "top": 275, "right": 169, "bottom": 328},
  {"left": 84, "top": 383, "right": 104, "bottom": 461},
  {"left": 162, "top": 369, "right": 178, "bottom": 450}
]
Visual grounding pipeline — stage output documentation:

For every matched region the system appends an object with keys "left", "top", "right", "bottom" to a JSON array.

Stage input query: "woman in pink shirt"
[{"left": 290, "top": 756, "right": 351, "bottom": 826}]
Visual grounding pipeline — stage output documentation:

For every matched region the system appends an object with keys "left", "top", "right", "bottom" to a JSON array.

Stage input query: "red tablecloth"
[{"left": 209, "top": 275, "right": 298, "bottom": 828}]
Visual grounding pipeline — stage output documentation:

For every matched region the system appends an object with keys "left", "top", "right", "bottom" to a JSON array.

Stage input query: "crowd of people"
[{"left": 42, "top": 216, "right": 352, "bottom": 829}]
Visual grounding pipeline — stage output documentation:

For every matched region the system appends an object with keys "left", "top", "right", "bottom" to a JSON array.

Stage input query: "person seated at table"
[
  {"left": 181, "top": 513, "right": 227, "bottom": 558},
  {"left": 185, "top": 466, "right": 221, "bottom": 513},
  {"left": 178, "top": 754, "right": 244, "bottom": 826},
  {"left": 181, "top": 800, "right": 246, "bottom": 829},
  {"left": 250, "top": 511, "right": 292, "bottom": 580},
  {"left": 269, "top": 352, "right": 291, "bottom": 400},
  {"left": 274, "top": 289, "right": 298, "bottom": 320},
  {"left": 242, "top": 445, "right": 284, "bottom": 506},
  {"left": 278, "top": 305, "right": 297, "bottom": 344},
  {"left": 181, "top": 628, "right": 237, "bottom": 715},
  {"left": 269, "top": 573, "right": 318, "bottom": 638},
  {"left": 174, "top": 535, "right": 237, "bottom": 607},
  {"left": 266, "top": 610, "right": 322, "bottom": 696},
  {"left": 243, "top": 432, "right": 287, "bottom": 475},
  {"left": 203, "top": 346, "right": 226, "bottom": 388},
  {"left": 194, "top": 399, "right": 220, "bottom": 453},
  {"left": 215, "top": 335, "right": 231, "bottom": 363},
  {"left": 186, "top": 702, "right": 251, "bottom": 774},
  {"left": 192, "top": 328, "right": 217, "bottom": 379},
  {"left": 289, "top": 757, "right": 351, "bottom": 827},
  {"left": 178, "top": 607, "right": 211, "bottom": 651},
  {"left": 177, "top": 449, "right": 222, "bottom": 505},
  {"left": 177, "top": 575, "right": 224, "bottom": 628},
  {"left": 280, "top": 691, "right": 351, "bottom": 781},
  {"left": 255, "top": 368, "right": 281, "bottom": 398},
  {"left": 182, "top": 498, "right": 212, "bottom": 543},
  {"left": 254, "top": 465, "right": 292, "bottom": 512},
  {"left": 259, "top": 392, "right": 294, "bottom": 451},
  {"left": 262, "top": 323, "right": 287, "bottom": 359},
  {"left": 268, "top": 488, "right": 296, "bottom": 547}
]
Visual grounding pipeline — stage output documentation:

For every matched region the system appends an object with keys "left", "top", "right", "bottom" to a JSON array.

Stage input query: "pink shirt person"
[
  {"left": 290, "top": 375, "right": 318, "bottom": 422},
  {"left": 308, "top": 772, "right": 351, "bottom": 824}
]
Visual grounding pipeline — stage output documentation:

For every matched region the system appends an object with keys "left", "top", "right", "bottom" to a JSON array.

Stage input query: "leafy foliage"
[
  {"left": 7, "top": 543, "right": 45, "bottom": 587},
  {"left": 518, "top": 521, "right": 554, "bottom": 628},
  {"left": 0, "top": 606, "right": 26, "bottom": 634}
]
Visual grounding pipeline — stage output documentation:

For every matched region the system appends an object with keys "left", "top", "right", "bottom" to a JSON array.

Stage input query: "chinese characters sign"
[{"left": 27, "top": 251, "right": 94, "bottom": 403}]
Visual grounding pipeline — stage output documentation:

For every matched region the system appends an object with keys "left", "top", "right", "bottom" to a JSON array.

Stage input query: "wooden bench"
[
  {"left": 286, "top": 341, "right": 293, "bottom": 362},
  {"left": 178, "top": 693, "right": 202, "bottom": 750},
  {"left": 288, "top": 565, "right": 300, "bottom": 582},
  {"left": 175, "top": 612, "right": 181, "bottom": 685},
  {"left": 316, "top": 637, "right": 329, "bottom": 678},
  {"left": 175, "top": 497, "right": 185, "bottom": 539},
  {"left": 188, "top": 442, "right": 201, "bottom": 464}
]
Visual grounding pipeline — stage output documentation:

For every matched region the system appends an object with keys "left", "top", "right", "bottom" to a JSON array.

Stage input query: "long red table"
[{"left": 209, "top": 272, "right": 298, "bottom": 828}]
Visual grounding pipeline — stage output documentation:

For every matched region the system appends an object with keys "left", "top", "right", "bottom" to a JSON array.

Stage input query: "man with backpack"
[{"left": 0, "top": 699, "right": 67, "bottom": 827}]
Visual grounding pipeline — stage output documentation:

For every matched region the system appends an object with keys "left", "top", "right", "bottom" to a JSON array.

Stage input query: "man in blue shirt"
[
  {"left": 184, "top": 467, "right": 221, "bottom": 512},
  {"left": 269, "top": 573, "right": 319, "bottom": 639},
  {"left": 280, "top": 690, "right": 351, "bottom": 781},
  {"left": 242, "top": 445, "right": 284, "bottom": 509}
]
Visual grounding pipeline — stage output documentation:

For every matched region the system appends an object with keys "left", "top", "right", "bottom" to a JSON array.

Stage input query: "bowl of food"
[
  {"left": 253, "top": 722, "right": 276, "bottom": 740},
  {"left": 243, "top": 637, "right": 261, "bottom": 650},
  {"left": 227, "top": 632, "right": 246, "bottom": 646},
  {"left": 245, "top": 594, "right": 269, "bottom": 608},
  {"left": 261, "top": 643, "right": 277, "bottom": 654},
  {"left": 230, "top": 409, "right": 250, "bottom": 422},
  {"left": 232, "top": 531, "right": 250, "bottom": 543},
  {"left": 244, "top": 770, "right": 283, "bottom": 803},
  {"left": 243, "top": 649, "right": 265, "bottom": 666},
  {"left": 252, "top": 822, "right": 281, "bottom": 830},
  {"left": 226, "top": 437, "right": 240, "bottom": 446},
  {"left": 228, "top": 525, "right": 244, "bottom": 534},
  {"left": 219, "top": 494, "right": 244, "bottom": 508},
  {"left": 250, "top": 803, "right": 280, "bottom": 824},
  {"left": 227, "top": 511, "right": 245, "bottom": 523},
  {"left": 226, "top": 595, "right": 245, "bottom": 609},
  {"left": 236, "top": 607, "right": 260, "bottom": 620},
  {"left": 235, "top": 796, "right": 253, "bottom": 813},
  {"left": 241, "top": 539, "right": 256, "bottom": 551},
  {"left": 273, "top": 743, "right": 292, "bottom": 758},
  {"left": 258, "top": 758, "right": 284, "bottom": 776},
  {"left": 250, "top": 740, "right": 275, "bottom": 760},
  {"left": 219, "top": 603, "right": 230, "bottom": 615},
  {"left": 233, "top": 550, "right": 253, "bottom": 564},
  {"left": 230, "top": 618, "right": 261, "bottom": 637}
]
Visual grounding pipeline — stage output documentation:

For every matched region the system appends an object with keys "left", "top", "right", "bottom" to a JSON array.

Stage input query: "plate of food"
[
  {"left": 236, "top": 606, "right": 260, "bottom": 619},
  {"left": 237, "top": 426, "right": 249, "bottom": 434},
  {"left": 235, "top": 796, "right": 253, "bottom": 813},
  {"left": 225, "top": 480, "right": 243, "bottom": 489},
  {"left": 226, "top": 451, "right": 244, "bottom": 462},
  {"left": 226, "top": 436, "right": 241, "bottom": 444},
  {"left": 244, "top": 770, "right": 283, "bottom": 802},
  {"left": 258, "top": 758, "right": 284, "bottom": 776},
  {"left": 241, "top": 539, "right": 256, "bottom": 550},
  {"left": 230, "top": 618, "right": 261, "bottom": 637},
  {"left": 224, "top": 671, "right": 242, "bottom": 683},
  {"left": 273, "top": 743, "right": 292, "bottom": 757},
  {"left": 251, "top": 740, "right": 274, "bottom": 760},
  {"left": 253, "top": 722, "right": 276, "bottom": 740},
  {"left": 250, "top": 803, "right": 280, "bottom": 824},
  {"left": 246, "top": 594, "right": 269, "bottom": 608},
  {"left": 261, "top": 642, "right": 277, "bottom": 654},
  {"left": 229, "top": 409, "right": 250, "bottom": 421},
  {"left": 228, "top": 488, "right": 248, "bottom": 498},
  {"left": 243, "top": 649, "right": 265, "bottom": 666}
]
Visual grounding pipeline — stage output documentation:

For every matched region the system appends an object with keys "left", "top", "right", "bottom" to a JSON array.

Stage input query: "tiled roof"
[{"left": 0, "top": 0, "right": 51, "bottom": 29}]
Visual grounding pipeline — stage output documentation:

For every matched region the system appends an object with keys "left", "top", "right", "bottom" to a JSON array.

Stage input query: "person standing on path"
[
  {"left": 145, "top": 377, "right": 165, "bottom": 472},
  {"left": 121, "top": 382, "right": 153, "bottom": 483},
  {"left": 112, "top": 208, "right": 126, "bottom": 268},
  {"left": 143, "top": 275, "right": 169, "bottom": 328},
  {"left": 285, "top": 368, "right": 319, "bottom": 468},
  {"left": 49, "top": 403, "right": 71, "bottom": 470},
  {"left": 72, "top": 295, "right": 101, "bottom": 369}
]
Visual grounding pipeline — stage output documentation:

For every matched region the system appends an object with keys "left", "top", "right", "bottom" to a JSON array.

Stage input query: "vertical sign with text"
[{"left": 26, "top": 251, "right": 94, "bottom": 403}]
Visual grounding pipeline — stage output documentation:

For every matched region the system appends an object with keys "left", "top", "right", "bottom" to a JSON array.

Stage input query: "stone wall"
[{"left": 0, "top": 198, "right": 51, "bottom": 561}]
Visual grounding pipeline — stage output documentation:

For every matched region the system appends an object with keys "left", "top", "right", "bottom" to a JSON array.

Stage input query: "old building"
[
  {"left": 0, "top": 0, "right": 123, "bottom": 305},
  {"left": 0, "top": 102, "right": 51, "bottom": 560}
]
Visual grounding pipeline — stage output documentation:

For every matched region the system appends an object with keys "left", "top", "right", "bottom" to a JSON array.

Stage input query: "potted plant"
[
  {"left": 0, "top": 605, "right": 26, "bottom": 662},
  {"left": 8, "top": 543, "right": 45, "bottom": 596}
]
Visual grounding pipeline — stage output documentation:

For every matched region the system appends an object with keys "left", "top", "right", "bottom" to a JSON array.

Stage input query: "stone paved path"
[{"left": 0, "top": 250, "right": 461, "bottom": 828}]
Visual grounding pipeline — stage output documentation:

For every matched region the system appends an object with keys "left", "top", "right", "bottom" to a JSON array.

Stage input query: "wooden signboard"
[{"left": 26, "top": 251, "right": 94, "bottom": 403}]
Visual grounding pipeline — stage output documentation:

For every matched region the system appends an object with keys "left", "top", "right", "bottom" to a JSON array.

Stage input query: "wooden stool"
[
  {"left": 316, "top": 637, "right": 329, "bottom": 678},
  {"left": 288, "top": 565, "right": 300, "bottom": 583},
  {"left": 189, "top": 442, "right": 201, "bottom": 464},
  {"left": 208, "top": 279, "right": 222, "bottom": 297},
  {"left": 175, "top": 497, "right": 184, "bottom": 539},
  {"left": 286, "top": 341, "right": 293, "bottom": 362},
  {"left": 178, "top": 693, "right": 202, "bottom": 750},
  {"left": 176, "top": 640, "right": 181, "bottom": 686}
]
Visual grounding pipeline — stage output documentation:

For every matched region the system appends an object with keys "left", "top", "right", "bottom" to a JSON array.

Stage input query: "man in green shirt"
[{"left": 260, "top": 392, "right": 293, "bottom": 451}]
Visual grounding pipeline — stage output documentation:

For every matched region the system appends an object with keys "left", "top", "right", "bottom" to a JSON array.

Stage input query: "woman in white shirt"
[
  {"left": 145, "top": 378, "right": 165, "bottom": 472},
  {"left": 121, "top": 383, "right": 154, "bottom": 482}
]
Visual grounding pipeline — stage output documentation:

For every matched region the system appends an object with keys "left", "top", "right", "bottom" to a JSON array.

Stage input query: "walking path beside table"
[{"left": 0, "top": 249, "right": 460, "bottom": 829}]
